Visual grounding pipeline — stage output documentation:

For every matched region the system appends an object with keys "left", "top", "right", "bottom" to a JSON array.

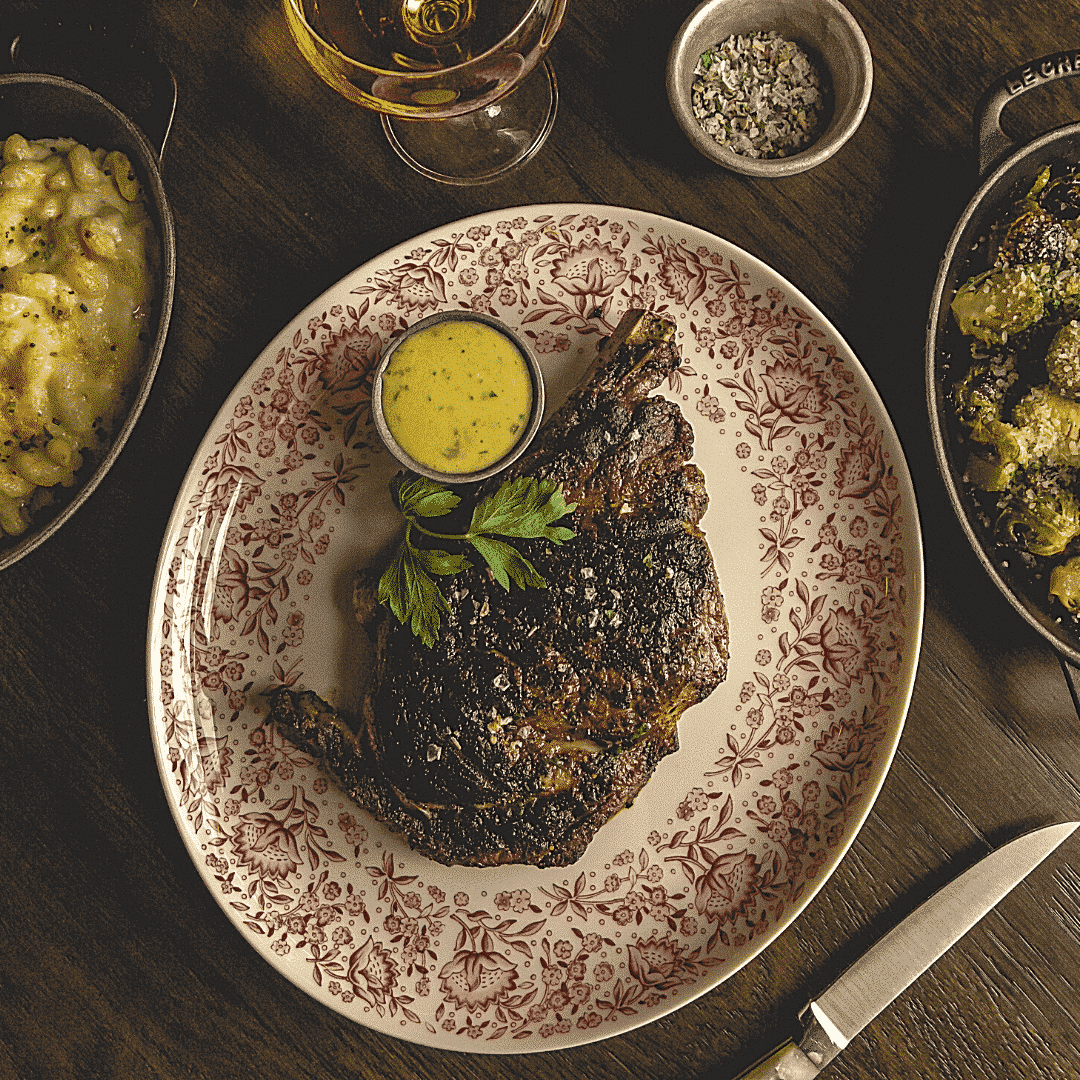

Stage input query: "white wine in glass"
[{"left": 283, "top": 0, "right": 568, "bottom": 183}]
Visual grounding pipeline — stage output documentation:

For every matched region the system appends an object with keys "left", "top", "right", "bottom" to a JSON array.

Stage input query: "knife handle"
[
  {"left": 730, "top": 1006, "right": 841, "bottom": 1079},
  {"left": 731, "top": 1040, "right": 822, "bottom": 1079}
]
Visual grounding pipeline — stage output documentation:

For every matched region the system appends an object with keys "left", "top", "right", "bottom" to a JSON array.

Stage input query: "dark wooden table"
[{"left": 3, "top": 0, "right": 1080, "bottom": 1077}]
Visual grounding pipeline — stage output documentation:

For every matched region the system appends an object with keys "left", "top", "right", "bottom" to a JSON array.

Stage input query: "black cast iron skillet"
[
  {"left": 926, "top": 50, "right": 1080, "bottom": 707},
  {"left": 0, "top": 30, "right": 176, "bottom": 571}
]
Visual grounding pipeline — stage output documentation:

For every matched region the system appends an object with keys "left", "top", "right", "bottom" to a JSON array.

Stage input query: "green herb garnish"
[{"left": 378, "top": 475, "right": 577, "bottom": 647}]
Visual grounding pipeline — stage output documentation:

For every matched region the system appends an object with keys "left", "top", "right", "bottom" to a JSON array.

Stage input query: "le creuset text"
[{"left": 1006, "top": 52, "right": 1080, "bottom": 95}]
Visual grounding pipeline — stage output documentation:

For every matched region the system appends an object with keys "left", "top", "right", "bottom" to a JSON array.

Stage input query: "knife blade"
[{"left": 733, "top": 820, "right": 1080, "bottom": 1080}]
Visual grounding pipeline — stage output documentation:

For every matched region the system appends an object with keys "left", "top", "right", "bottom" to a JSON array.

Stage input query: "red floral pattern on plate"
[{"left": 148, "top": 205, "right": 923, "bottom": 1053}]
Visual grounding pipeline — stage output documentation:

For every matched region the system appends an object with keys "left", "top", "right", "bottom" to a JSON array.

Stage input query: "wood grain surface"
[{"left": 2, "top": 0, "right": 1080, "bottom": 1077}]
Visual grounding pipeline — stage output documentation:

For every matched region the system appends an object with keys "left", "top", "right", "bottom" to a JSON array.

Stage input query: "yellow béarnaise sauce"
[{"left": 380, "top": 319, "right": 533, "bottom": 475}]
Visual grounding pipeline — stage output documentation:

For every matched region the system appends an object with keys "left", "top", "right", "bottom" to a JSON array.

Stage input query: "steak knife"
[{"left": 734, "top": 820, "right": 1080, "bottom": 1079}]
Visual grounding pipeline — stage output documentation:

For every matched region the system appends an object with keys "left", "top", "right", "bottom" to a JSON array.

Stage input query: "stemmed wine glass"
[{"left": 283, "top": 0, "right": 568, "bottom": 185}]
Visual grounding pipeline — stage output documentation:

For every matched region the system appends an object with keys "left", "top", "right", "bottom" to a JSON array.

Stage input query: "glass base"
[{"left": 381, "top": 59, "right": 558, "bottom": 185}]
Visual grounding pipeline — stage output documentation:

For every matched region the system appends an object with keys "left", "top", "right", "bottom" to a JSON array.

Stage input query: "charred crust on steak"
[{"left": 269, "top": 309, "right": 729, "bottom": 868}]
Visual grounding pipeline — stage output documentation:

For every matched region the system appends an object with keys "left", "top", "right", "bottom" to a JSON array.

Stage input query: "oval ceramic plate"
[{"left": 147, "top": 205, "right": 923, "bottom": 1052}]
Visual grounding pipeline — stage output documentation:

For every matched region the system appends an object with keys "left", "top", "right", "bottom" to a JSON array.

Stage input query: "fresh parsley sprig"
[{"left": 377, "top": 475, "right": 577, "bottom": 647}]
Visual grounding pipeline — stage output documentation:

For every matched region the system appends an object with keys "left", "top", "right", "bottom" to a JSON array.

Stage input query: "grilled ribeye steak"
[{"left": 269, "top": 309, "right": 729, "bottom": 867}]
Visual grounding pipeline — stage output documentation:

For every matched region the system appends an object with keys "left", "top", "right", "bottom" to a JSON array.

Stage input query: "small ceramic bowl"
[
  {"left": 371, "top": 311, "right": 546, "bottom": 485},
  {"left": 666, "top": 0, "right": 873, "bottom": 177}
]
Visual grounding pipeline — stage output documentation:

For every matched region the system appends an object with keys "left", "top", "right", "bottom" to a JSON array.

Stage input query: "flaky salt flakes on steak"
[{"left": 269, "top": 309, "right": 729, "bottom": 868}]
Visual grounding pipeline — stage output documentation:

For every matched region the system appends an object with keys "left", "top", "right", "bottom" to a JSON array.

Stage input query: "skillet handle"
[{"left": 975, "top": 49, "right": 1080, "bottom": 180}]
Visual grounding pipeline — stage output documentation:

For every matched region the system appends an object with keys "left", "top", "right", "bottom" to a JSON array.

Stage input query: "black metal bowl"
[{"left": 0, "top": 70, "right": 176, "bottom": 570}]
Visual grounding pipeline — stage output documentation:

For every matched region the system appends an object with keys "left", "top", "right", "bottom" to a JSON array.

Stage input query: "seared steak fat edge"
[{"left": 269, "top": 309, "right": 730, "bottom": 868}]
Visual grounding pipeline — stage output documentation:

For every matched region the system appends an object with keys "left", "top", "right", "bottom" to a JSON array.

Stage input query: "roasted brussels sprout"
[
  {"left": 953, "top": 358, "right": 1014, "bottom": 428},
  {"left": 962, "top": 449, "right": 1012, "bottom": 491},
  {"left": 1049, "top": 555, "right": 1080, "bottom": 612},
  {"left": 1046, "top": 320, "right": 1080, "bottom": 397},
  {"left": 993, "top": 205, "right": 1071, "bottom": 266},
  {"left": 951, "top": 266, "right": 1045, "bottom": 344},
  {"left": 1040, "top": 173, "right": 1080, "bottom": 221},
  {"left": 991, "top": 168, "right": 1052, "bottom": 261},
  {"left": 1012, "top": 386, "right": 1080, "bottom": 467},
  {"left": 954, "top": 360, "right": 1024, "bottom": 490},
  {"left": 964, "top": 416, "right": 1028, "bottom": 490},
  {"left": 1056, "top": 272, "right": 1080, "bottom": 316},
  {"left": 998, "top": 482, "right": 1080, "bottom": 557}
]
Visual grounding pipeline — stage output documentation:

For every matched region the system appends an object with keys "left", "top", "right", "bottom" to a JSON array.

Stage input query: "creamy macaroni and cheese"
[{"left": 0, "top": 132, "right": 155, "bottom": 538}]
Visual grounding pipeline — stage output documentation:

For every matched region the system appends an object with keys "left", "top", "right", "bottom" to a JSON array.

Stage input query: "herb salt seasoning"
[{"left": 691, "top": 31, "right": 828, "bottom": 159}]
